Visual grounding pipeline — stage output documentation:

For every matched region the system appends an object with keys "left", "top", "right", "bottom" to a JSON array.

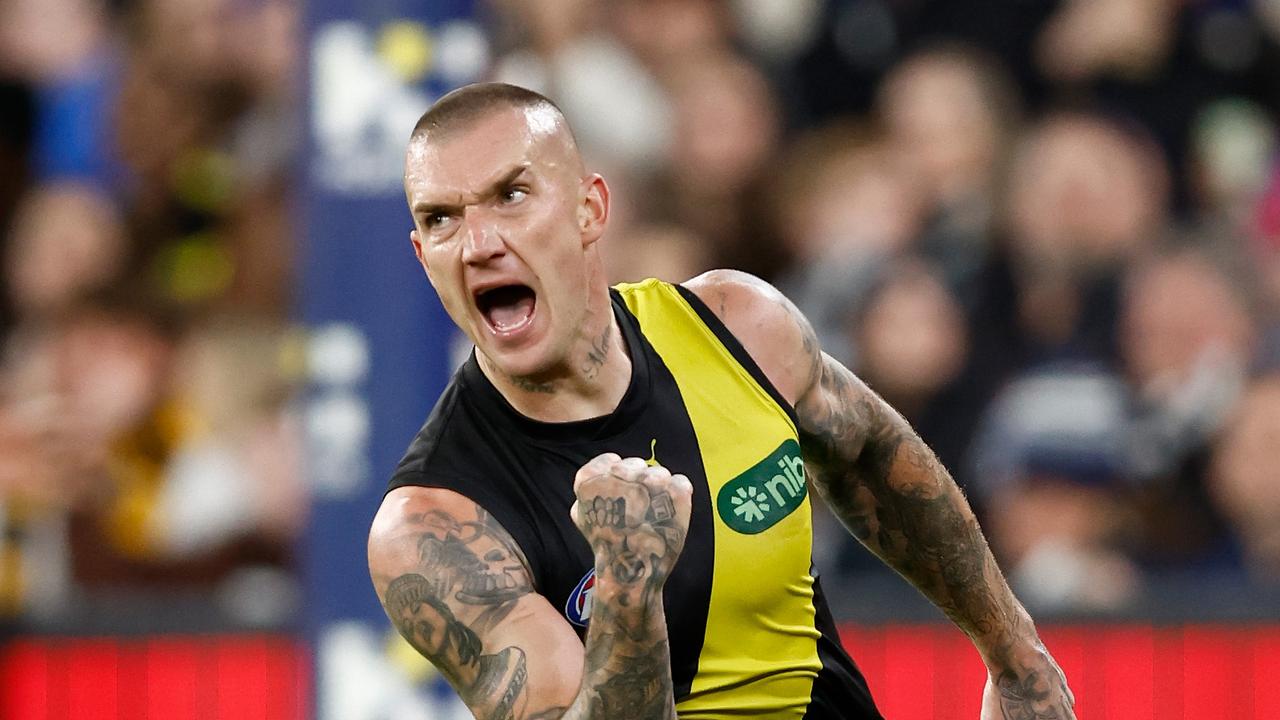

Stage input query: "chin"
[{"left": 480, "top": 341, "right": 558, "bottom": 385}]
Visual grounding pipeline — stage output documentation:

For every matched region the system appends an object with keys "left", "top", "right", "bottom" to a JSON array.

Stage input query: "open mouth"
[{"left": 475, "top": 284, "right": 537, "bottom": 334}]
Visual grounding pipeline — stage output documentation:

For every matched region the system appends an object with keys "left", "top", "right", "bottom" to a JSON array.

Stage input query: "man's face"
[{"left": 404, "top": 106, "right": 604, "bottom": 380}]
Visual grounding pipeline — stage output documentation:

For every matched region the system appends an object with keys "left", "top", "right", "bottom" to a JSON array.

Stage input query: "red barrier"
[
  {"left": 839, "top": 624, "right": 1280, "bottom": 719},
  {"left": 1, "top": 625, "right": 1277, "bottom": 718},
  {"left": 0, "top": 635, "right": 308, "bottom": 720}
]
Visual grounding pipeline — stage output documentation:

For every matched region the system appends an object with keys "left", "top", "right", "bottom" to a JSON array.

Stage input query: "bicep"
[
  {"left": 796, "top": 350, "right": 962, "bottom": 560},
  {"left": 795, "top": 352, "right": 917, "bottom": 528},
  {"left": 795, "top": 352, "right": 894, "bottom": 472},
  {"left": 370, "top": 487, "right": 584, "bottom": 719}
]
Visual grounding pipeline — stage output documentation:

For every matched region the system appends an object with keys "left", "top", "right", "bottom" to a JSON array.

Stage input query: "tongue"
[{"left": 488, "top": 294, "right": 535, "bottom": 331}]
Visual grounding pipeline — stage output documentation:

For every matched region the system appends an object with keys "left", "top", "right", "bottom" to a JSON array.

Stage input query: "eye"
[
  {"left": 423, "top": 211, "right": 450, "bottom": 229},
  {"left": 500, "top": 186, "right": 528, "bottom": 204}
]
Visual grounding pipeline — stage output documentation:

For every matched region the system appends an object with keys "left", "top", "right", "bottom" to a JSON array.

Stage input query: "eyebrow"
[{"left": 412, "top": 165, "right": 530, "bottom": 217}]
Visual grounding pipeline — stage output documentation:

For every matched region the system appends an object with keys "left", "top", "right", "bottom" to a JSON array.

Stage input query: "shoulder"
[
  {"left": 394, "top": 365, "right": 484, "bottom": 480},
  {"left": 680, "top": 269, "right": 820, "bottom": 406}
]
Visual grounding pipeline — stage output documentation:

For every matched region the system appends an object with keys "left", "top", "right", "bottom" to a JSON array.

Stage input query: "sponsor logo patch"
[{"left": 716, "top": 439, "right": 807, "bottom": 534}]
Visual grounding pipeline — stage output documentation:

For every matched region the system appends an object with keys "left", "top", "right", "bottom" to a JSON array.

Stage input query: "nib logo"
[
  {"left": 716, "top": 439, "right": 807, "bottom": 534},
  {"left": 730, "top": 486, "right": 771, "bottom": 522}
]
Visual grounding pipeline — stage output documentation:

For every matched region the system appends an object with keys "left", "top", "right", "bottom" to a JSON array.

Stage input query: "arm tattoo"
[
  {"left": 561, "top": 474, "right": 682, "bottom": 720},
  {"left": 379, "top": 508, "right": 533, "bottom": 719},
  {"left": 797, "top": 335, "right": 1012, "bottom": 633},
  {"left": 790, "top": 303, "right": 1073, "bottom": 717},
  {"left": 566, "top": 595, "right": 675, "bottom": 720},
  {"left": 381, "top": 492, "right": 681, "bottom": 720}
]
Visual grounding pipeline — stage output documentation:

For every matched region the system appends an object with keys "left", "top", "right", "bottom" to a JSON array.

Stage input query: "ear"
[
  {"left": 410, "top": 229, "right": 429, "bottom": 272},
  {"left": 577, "top": 173, "right": 610, "bottom": 248}
]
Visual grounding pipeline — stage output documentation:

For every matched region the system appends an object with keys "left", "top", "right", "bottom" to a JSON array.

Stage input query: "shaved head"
[
  {"left": 406, "top": 83, "right": 585, "bottom": 183},
  {"left": 411, "top": 82, "right": 578, "bottom": 148}
]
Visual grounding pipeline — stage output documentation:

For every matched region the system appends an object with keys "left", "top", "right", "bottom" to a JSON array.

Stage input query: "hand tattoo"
[
  {"left": 995, "top": 666, "right": 1075, "bottom": 720},
  {"left": 583, "top": 497, "right": 628, "bottom": 529}
]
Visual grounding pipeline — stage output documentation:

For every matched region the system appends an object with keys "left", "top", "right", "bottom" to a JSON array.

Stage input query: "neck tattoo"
[
  {"left": 581, "top": 322, "right": 612, "bottom": 380},
  {"left": 509, "top": 374, "right": 556, "bottom": 394}
]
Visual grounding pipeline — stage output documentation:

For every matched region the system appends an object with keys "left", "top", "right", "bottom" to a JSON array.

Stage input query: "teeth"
[{"left": 463, "top": 571, "right": 521, "bottom": 594}]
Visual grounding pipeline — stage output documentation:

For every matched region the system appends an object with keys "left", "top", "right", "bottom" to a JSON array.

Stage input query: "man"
[{"left": 368, "top": 83, "right": 1076, "bottom": 719}]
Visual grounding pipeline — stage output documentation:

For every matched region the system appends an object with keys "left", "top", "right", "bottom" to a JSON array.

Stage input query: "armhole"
[
  {"left": 386, "top": 469, "right": 547, "bottom": 593},
  {"left": 673, "top": 283, "right": 800, "bottom": 427}
]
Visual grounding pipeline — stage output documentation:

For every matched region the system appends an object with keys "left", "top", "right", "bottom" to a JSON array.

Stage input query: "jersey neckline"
[{"left": 459, "top": 288, "right": 654, "bottom": 443}]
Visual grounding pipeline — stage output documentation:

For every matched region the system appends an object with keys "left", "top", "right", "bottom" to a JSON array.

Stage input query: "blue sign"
[{"left": 301, "top": 2, "right": 485, "bottom": 717}]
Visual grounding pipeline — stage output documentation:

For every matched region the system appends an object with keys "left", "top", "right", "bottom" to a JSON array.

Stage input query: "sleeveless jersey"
[{"left": 388, "top": 279, "right": 882, "bottom": 719}]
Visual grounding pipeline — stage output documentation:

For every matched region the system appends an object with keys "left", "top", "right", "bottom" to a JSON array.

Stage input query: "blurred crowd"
[
  {"left": 2, "top": 0, "right": 1279, "bottom": 627},
  {"left": 0, "top": 0, "right": 303, "bottom": 624},
  {"left": 486, "top": 0, "right": 1280, "bottom": 613}
]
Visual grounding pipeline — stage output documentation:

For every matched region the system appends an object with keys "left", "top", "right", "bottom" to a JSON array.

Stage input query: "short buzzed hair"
[{"left": 410, "top": 82, "right": 574, "bottom": 143}]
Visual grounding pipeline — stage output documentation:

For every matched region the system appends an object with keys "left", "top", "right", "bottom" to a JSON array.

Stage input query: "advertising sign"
[{"left": 302, "top": 1, "right": 484, "bottom": 717}]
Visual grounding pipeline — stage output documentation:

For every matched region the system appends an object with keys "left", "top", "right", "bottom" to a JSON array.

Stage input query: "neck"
[{"left": 477, "top": 282, "right": 632, "bottom": 424}]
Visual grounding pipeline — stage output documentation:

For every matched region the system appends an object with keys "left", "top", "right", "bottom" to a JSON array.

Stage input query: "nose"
[{"left": 459, "top": 206, "right": 506, "bottom": 265}]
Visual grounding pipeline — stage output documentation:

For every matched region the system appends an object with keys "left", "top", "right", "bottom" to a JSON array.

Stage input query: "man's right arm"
[
  {"left": 368, "top": 453, "right": 691, "bottom": 720},
  {"left": 369, "top": 486, "right": 579, "bottom": 719}
]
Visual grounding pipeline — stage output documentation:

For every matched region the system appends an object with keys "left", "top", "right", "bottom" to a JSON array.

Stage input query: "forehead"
[{"left": 404, "top": 106, "right": 566, "bottom": 202}]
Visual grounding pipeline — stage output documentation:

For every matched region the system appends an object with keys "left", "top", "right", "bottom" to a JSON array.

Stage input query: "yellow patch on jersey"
[{"left": 617, "top": 279, "right": 822, "bottom": 719}]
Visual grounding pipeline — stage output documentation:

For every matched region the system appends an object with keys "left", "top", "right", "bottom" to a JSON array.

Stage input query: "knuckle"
[
  {"left": 643, "top": 465, "right": 671, "bottom": 482},
  {"left": 580, "top": 453, "right": 618, "bottom": 474},
  {"left": 617, "top": 457, "right": 647, "bottom": 475}
]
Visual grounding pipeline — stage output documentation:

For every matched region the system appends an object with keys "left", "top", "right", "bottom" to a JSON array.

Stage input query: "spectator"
[
  {"left": 4, "top": 183, "right": 127, "bottom": 322},
  {"left": 968, "top": 367, "right": 1142, "bottom": 612},
  {"left": 659, "top": 50, "right": 782, "bottom": 276},
  {"left": 1210, "top": 374, "right": 1280, "bottom": 585},
  {"left": 991, "top": 112, "right": 1170, "bottom": 366},
  {"left": 490, "top": 0, "right": 673, "bottom": 174},
  {"left": 772, "top": 122, "right": 925, "bottom": 363},
  {"left": 1120, "top": 250, "right": 1255, "bottom": 568},
  {"left": 851, "top": 260, "right": 976, "bottom": 476},
  {"left": 876, "top": 44, "right": 1020, "bottom": 305},
  {"left": 1187, "top": 99, "right": 1277, "bottom": 234},
  {"left": 0, "top": 0, "right": 304, "bottom": 624},
  {"left": 854, "top": 263, "right": 966, "bottom": 419}
]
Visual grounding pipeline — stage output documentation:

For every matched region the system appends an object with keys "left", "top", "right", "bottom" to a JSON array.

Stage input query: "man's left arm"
[{"left": 685, "top": 270, "right": 1075, "bottom": 720}]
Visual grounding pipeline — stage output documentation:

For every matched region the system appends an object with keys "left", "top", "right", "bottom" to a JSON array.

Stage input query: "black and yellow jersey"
[{"left": 388, "top": 279, "right": 882, "bottom": 719}]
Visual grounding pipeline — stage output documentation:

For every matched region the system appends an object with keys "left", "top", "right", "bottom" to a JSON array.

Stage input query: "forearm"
[
  {"left": 820, "top": 417, "right": 1033, "bottom": 661},
  {"left": 559, "top": 582, "right": 675, "bottom": 720},
  {"left": 798, "top": 366, "right": 1034, "bottom": 664},
  {"left": 556, "top": 456, "right": 690, "bottom": 720}
]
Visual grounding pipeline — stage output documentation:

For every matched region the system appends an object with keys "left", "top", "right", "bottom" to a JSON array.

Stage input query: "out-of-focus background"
[{"left": 1, "top": 0, "right": 1279, "bottom": 718}]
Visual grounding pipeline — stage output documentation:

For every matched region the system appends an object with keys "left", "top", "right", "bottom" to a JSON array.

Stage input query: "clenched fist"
[{"left": 571, "top": 453, "right": 693, "bottom": 603}]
